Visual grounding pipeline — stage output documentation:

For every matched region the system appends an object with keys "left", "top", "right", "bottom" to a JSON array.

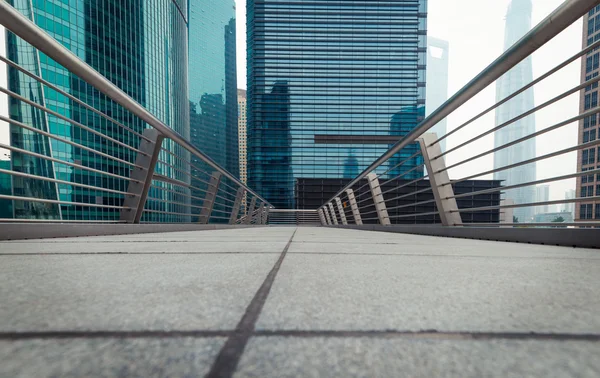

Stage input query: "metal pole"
[
  {"left": 198, "top": 172, "right": 222, "bottom": 224},
  {"left": 417, "top": 133, "right": 462, "bottom": 226},
  {"left": 345, "top": 189, "right": 363, "bottom": 225},
  {"left": 335, "top": 197, "right": 348, "bottom": 225},
  {"left": 0, "top": 2, "right": 272, "bottom": 208},
  {"left": 367, "top": 173, "right": 391, "bottom": 226},
  {"left": 229, "top": 188, "right": 245, "bottom": 224},
  {"left": 120, "top": 129, "right": 164, "bottom": 223},
  {"left": 327, "top": 202, "right": 339, "bottom": 225}
]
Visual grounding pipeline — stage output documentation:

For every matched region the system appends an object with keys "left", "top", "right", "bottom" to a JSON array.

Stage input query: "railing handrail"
[
  {"left": 0, "top": 1, "right": 272, "bottom": 208},
  {"left": 318, "top": 0, "right": 598, "bottom": 210}
]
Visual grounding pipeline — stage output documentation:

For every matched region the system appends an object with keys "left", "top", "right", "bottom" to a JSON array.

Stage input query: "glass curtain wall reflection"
[
  {"left": 6, "top": 0, "right": 189, "bottom": 221},
  {"left": 247, "top": 0, "right": 428, "bottom": 208}
]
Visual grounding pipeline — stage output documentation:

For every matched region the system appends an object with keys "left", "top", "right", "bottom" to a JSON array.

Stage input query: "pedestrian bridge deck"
[{"left": 1, "top": 227, "right": 599, "bottom": 377}]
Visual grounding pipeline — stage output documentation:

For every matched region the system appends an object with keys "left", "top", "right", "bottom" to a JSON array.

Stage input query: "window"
[
  {"left": 581, "top": 204, "right": 593, "bottom": 219},
  {"left": 583, "top": 149, "right": 589, "bottom": 165},
  {"left": 581, "top": 186, "right": 588, "bottom": 197},
  {"left": 585, "top": 94, "right": 592, "bottom": 109},
  {"left": 589, "top": 186, "right": 596, "bottom": 197},
  {"left": 592, "top": 129, "right": 597, "bottom": 141},
  {"left": 596, "top": 185, "right": 600, "bottom": 196},
  {"left": 593, "top": 53, "right": 599, "bottom": 70},
  {"left": 592, "top": 115, "right": 598, "bottom": 126},
  {"left": 592, "top": 92, "right": 598, "bottom": 108},
  {"left": 589, "top": 18, "right": 595, "bottom": 36},
  {"left": 586, "top": 57, "right": 593, "bottom": 73},
  {"left": 584, "top": 116, "right": 591, "bottom": 129},
  {"left": 591, "top": 148, "right": 597, "bottom": 164},
  {"left": 584, "top": 131, "right": 590, "bottom": 143},
  {"left": 596, "top": 204, "right": 600, "bottom": 219}
]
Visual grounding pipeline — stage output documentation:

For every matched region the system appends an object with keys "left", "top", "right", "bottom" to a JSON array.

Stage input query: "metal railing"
[
  {"left": 318, "top": 0, "right": 600, "bottom": 234},
  {"left": 0, "top": 2, "right": 271, "bottom": 225}
]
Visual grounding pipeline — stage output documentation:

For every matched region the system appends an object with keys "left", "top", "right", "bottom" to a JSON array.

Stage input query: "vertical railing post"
[
  {"left": 327, "top": 202, "right": 339, "bottom": 225},
  {"left": 345, "top": 189, "right": 362, "bottom": 225},
  {"left": 245, "top": 197, "right": 257, "bottom": 225},
  {"left": 263, "top": 205, "right": 270, "bottom": 225},
  {"left": 499, "top": 199, "right": 514, "bottom": 227},
  {"left": 198, "top": 171, "right": 222, "bottom": 224},
  {"left": 418, "top": 133, "right": 462, "bottom": 226},
  {"left": 367, "top": 173, "right": 391, "bottom": 225},
  {"left": 257, "top": 203, "right": 264, "bottom": 224},
  {"left": 323, "top": 205, "right": 333, "bottom": 225},
  {"left": 121, "top": 128, "right": 165, "bottom": 223},
  {"left": 229, "top": 187, "right": 245, "bottom": 224},
  {"left": 335, "top": 197, "right": 348, "bottom": 225},
  {"left": 318, "top": 208, "right": 327, "bottom": 225}
]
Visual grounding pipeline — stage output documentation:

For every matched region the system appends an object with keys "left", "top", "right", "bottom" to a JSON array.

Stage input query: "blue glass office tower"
[
  {"left": 247, "top": 0, "right": 428, "bottom": 208},
  {"left": 188, "top": 0, "right": 238, "bottom": 177},
  {"left": 6, "top": 0, "right": 189, "bottom": 221}
]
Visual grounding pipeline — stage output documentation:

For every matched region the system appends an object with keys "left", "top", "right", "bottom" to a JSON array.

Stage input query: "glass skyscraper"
[
  {"left": 494, "top": 0, "right": 537, "bottom": 223},
  {"left": 5, "top": 0, "right": 189, "bottom": 221},
  {"left": 188, "top": 0, "right": 238, "bottom": 178},
  {"left": 247, "top": 0, "right": 428, "bottom": 208}
]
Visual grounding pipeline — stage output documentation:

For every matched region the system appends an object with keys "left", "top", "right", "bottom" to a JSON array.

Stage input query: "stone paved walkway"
[{"left": 1, "top": 227, "right": 599, "bottom": 377}]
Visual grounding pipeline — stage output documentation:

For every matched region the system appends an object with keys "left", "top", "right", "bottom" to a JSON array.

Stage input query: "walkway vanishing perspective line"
[{"left": 1, "top": 227, "right": 599, "bottom": 377}]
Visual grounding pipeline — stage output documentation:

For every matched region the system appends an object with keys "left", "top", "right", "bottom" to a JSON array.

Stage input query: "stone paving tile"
[
  {"left": 0, "top": 241, "right": 288, "bottom": 254},
  {"left": 287, "top": 241, "right": 600, "bottom": 258},
  {"left": 257, "top": 254, "right": 600, "bottom": 333},
  {"left": 0, "top": 337, "right": 225, "bottom": 378},
  {"left": 235, "top": 337, "right": 600, "bottom": 378},
  {"left": 0, "top": 254, "right": 278, "bottom": 331}
]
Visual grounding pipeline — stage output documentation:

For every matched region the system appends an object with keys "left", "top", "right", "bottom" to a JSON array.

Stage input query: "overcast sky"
[{"left": 0, "top": 0, "right": 585, "bottom": 204}]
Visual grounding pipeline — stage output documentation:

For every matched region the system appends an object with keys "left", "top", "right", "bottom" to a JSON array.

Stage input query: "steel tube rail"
[
  {"left": 145, "top": 196, "right": 208, "bottom": 211},
  {"left": 318, "top": 0, "right": 598, "bottom": 210},
  {"left": 149, "top": 184, "right": 208, "bottom": 203},
  {"left": 143, "top": 209, "right": 197, "bottom": 218},
  {"left": 0, "top": 168, "right": 136, "bottom": 197},
  {"left": 388, "top": 211, "right": 440, "bottom": 219},
  {"left": 452, "top": 196, "right": 600, "bottom": 213},
  {"left": 380, "top": 176, "right": 429, "bottom": 197},
  {"left": 449, "top": 138, "right": 600, "bottom": 185},
  {"left": 0, "top": 115, "right": 139, "bottom": 168},
  {"left": 449, "top": 170, "right": 600, "bottom": 200},
  {"left": 0, "top": 143, "right": 138, "bottom": 182},
  {"left": 0, "top": 55, "right": 150, "bottom": 142},
  {"left": 462, "top": 222, "right": 600, "bottom": 227},
  {"left": 155, "top": 159, "right": 214, "bottom": 187},
  {"left": 439, "top": 106, "right": 600, "bottom": 172},
  {"left": 0, "top": 194, "right": 129, "bottom": 210},
  {"left": 0, "top": 2, "right": 272, "bottom": 208},
  {"left": 0, "top": 87, "right": 146, "bottom": 156},
  {"left": 0, "top": 219, "right": 127, "bottom": 223},
  {"left": 379, "top": 164, "right": 426, "bottom": 186},
  {"left": 429, "top": 37, "right": 600, "bottom": 147},
  {"left": 434, "top": 75, "right": 600, "bottom": 160},
  {"left": 380, "top": 187, "right": 434, "bottom": 205},
  {"left": 385, "top": 199, "right": 437, "bottom": 212},
  {"left": 372, "top": 150, "right": 422, "bottom": 179}
]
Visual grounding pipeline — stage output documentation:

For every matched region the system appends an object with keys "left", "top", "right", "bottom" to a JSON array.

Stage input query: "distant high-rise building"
[
  {"left": 247, "top": 0, "right": 427, "bottom": 208},
  {"left": 576, "top": 5, "right": 600, "bottom": 222},
  {"left": 535, "top": 185, "right": 550, "bottom": 215},
  {"left": 6, "top": 0, "right": 189, "bottom": 221},
  {"left": 188, "top": 0, "right": 238, "bottom": 177},
  {"left": 494, "top": 0, "right": 537, "bottom": 223},
  {"left": 426, "top": 37, "right": 450, "bottom": 152},
  {"left": 563, "top": 189, "right": 576, "bottom": 218},
  {"left": 238, "top": 89, "right": 248, "bottom": 184}
]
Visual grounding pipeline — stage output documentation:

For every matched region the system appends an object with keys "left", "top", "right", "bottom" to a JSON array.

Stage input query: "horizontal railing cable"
[
  {"left": 0, "top": 143, "right": 138, "bottom": 182},
  {"left": 0, "top": 168, "right": 136, "bottom": 197},
  {"left": 433, "top": 75, "right": 600, "bottom": 160},
  {"left": 0, "top": 55, "right": 150, "bottom": 142},
  {"left": 438, "top": 106, "right": 600, "bottom": 172},
  {"left": 448, "top": 139, "right": 600, "bottom": 185},
  {"left": 451, "top": 196, "right": 600, "bottom": 213},
  {"left": 428, "top": 38, "right": 600, "bottom": 148},
  {"left": 0, "top": 194, "right": 129, "bottom": 210},
  {"left": 0, "top": 87, "right": 147, "bottom": 156},
  {"left": 0, "top": 115, "right": 139, "bottom": 168}
]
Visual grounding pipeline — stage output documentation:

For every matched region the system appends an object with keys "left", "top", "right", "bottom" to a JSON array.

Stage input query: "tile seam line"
[
  {"left": 0, "top": 252, "right": 284, "bottom": 256},
  {"left": 205, "top": 227, "right": 297, "bottom": 378}
]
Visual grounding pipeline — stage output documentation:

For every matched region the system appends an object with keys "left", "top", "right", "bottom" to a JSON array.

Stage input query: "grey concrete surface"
[
  {"left": 0, "top": 254, "right": 278, "bottom": 331},
  {"left": 0, "top": 337, "right": 225, "bottom": 378},
  {"left": 235, "top": 337, "right": 600, "bottom": 378},
  {"left": 1, "top": 226, "right": 598, "bottom": 377}
]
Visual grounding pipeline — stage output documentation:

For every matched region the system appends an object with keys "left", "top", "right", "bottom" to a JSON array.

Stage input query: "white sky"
[{"left": 0, "top": 1, "right": 585, "bottom": 203}]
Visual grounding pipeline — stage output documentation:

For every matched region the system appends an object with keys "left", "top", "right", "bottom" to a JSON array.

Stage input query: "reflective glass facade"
[
  {"left": 247, "top": 0, "right": 428, "bottom": 208},
  {"left": 6, "top": 0, "right": 189, "bottom": 221},
  {"left": 188, "top": 0, "right": 238, "bottom": 177}
]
